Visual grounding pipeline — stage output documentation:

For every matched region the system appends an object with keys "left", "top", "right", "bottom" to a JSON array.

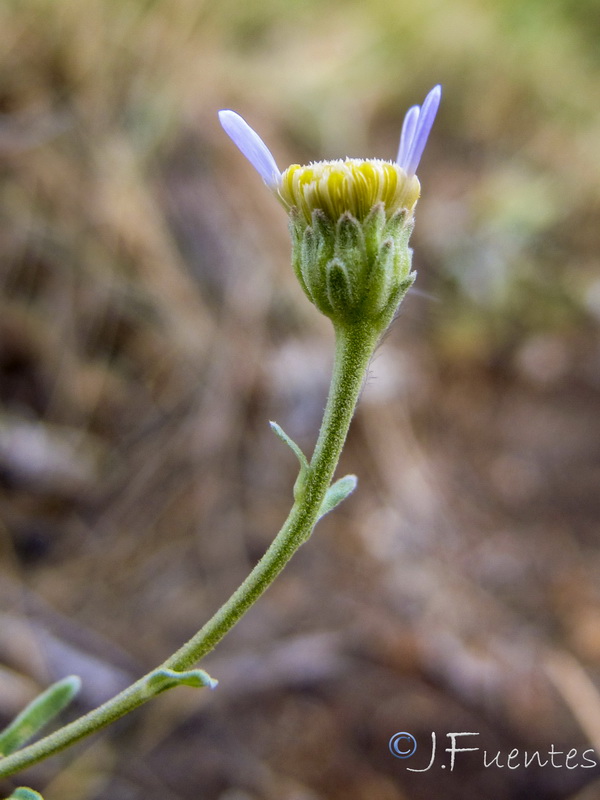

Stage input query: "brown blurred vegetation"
[{"left": 1, "top": 0, "right": 600, "bottom": 798}]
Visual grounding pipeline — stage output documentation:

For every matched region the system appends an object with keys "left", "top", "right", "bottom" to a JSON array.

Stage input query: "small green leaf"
[
  {"left": 0, "top": 676, "right": 81, "bottom": 757},
  {"left": 143, "top": 668, "right": 217, "bottom": 697},
  {"left": 270, "top": 421, "right": 310, "bottom": 500},
  {"left": 318, "top": 474, "right": 357, "bottom": 520},
  {"left": 5, "top": 788, "right": 44, "bottom": 800}
]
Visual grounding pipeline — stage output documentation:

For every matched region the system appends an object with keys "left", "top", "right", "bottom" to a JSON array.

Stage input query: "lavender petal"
[
  {"left": 396, "top": 105, "right": 420, "bottom": 171},
  {"left": 218, "top": 110, "right": 281, "bottom": 189},
  {"left": 404, "top": 85, "right": 442, "bottom": 176}
]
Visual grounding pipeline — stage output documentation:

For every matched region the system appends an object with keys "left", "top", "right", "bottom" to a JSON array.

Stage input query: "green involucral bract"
[{"left": 290, "top": 202, "right": 416, "bottom": 330}]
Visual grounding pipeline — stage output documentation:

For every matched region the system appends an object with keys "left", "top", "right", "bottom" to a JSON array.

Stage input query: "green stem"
[{"left": 0, "top": 321, "right": 379, "bottom": 779}]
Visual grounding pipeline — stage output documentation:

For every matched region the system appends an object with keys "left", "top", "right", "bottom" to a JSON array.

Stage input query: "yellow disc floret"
[{"left": 278, "top": 159, "right": 420, "bottom": 224}]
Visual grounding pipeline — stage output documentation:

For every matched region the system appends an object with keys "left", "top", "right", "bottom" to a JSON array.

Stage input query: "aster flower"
[
  {"left": 218, "top": 88, "right": 441, "bottom": 328},
  {"left": 218, "top": 86, "right": 441, "bottom": 224}
]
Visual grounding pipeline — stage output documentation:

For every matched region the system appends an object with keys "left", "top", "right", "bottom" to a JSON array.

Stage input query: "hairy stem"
[{"left": 0, "top": 321, "right": 378, "bottom": 779}]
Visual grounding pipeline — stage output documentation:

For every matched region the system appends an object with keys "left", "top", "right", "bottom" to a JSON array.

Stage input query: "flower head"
[
  {"left": 218, "top": 86, "right": 441, "bottom": 224},
  {"left": 218, "top": 89, "right": 441, "bottom": 329}
]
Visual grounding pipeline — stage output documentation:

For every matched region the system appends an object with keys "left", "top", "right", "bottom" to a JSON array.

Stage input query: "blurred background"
[{"left": 1, "top": 0, "right": 600, "bottom": 798}]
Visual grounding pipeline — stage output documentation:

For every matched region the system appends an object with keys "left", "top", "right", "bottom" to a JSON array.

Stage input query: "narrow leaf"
[
  {"left": 318, "top": 474, "right": 357, "bottom": 520},
  {"left": 270, "top": 421, "right": 310, "bottom": 500},
  {"left": 144, "top": 668, "right": 217, "bottom": 697},
  {"left": 5, "top": 788, "right": 44, "bottom": 800},
  {"left": 0, "top": 676, "right": 81, "bottom": 757}
]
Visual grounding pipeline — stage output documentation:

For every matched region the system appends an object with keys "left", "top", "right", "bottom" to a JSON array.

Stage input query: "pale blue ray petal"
[
  {"left": 404, "top": 85, "right": 442, "bottom": 176},
  {"left": 218, "top": 110, "right": 281, "bottom": 189},
  {"left": 396, "top": 105, "right": 420, "bottom": 170}
]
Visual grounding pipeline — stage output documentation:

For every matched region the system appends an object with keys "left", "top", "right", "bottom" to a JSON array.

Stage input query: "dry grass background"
[{"left": 1, "top": 0, "right": 600, "bottom": 798}]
